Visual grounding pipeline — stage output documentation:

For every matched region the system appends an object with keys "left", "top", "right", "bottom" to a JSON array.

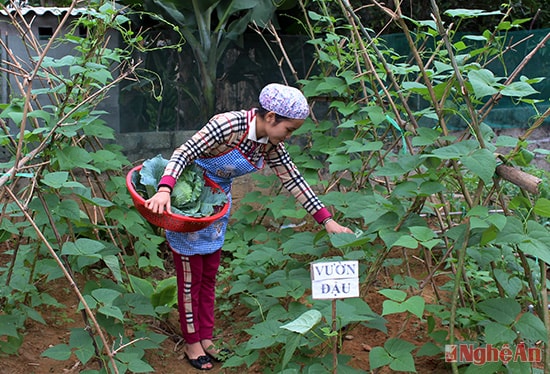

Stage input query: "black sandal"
[{"left": 185, "top": 353, "right": 213, "bottom": 370}]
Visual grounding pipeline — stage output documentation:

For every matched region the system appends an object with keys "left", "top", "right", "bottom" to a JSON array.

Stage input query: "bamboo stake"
[
  {"left": 495, "top": 164, "right": 542, "bottom": 195},
  {"left": 449, "top": 219, "right": 470, "bottom": 374}
]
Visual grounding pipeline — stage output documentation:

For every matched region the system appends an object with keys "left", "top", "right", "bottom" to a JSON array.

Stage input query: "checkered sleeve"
[
  {"left": 265, "top": 143, "right": 331, "bottom": 223},
  {"left": 159, "top": 113, "right": 240, "bottom": 188}
]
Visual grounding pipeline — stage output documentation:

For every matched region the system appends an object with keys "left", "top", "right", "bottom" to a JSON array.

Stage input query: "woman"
[{"left": 145, "top": 83, "right": 352, "bottom": 370}]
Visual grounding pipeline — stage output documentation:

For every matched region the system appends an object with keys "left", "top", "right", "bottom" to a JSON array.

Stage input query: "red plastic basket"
[{"left": 126, "top": 165, "right": 230, "bottom": 233}]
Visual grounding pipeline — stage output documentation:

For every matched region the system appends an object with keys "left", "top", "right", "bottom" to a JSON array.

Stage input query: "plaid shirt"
[{"left": 160, "top": 109, "right": 331, "bottom": 224}]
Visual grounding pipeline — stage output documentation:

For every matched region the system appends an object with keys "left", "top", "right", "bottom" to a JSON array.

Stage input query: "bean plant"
[
  {"left": 0, "top": 1, "right": 182, "bottom": 373},
  {"left": 219, "top": 0, "right": 550, "bottom": 373}
]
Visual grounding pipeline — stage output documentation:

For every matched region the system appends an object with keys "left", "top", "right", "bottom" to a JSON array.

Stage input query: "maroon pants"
[{"left": 171, "top": 248, "right": 222, "bottom": 344}]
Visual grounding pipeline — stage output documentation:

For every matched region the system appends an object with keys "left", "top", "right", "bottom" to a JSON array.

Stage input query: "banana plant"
[{"left": 119, "top": 0, "right": 287, "bottom": 123}]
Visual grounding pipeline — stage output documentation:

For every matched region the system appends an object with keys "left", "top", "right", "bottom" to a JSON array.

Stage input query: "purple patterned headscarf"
[{"left": 259, "top": 83, "right": 310, "bottom": 120}]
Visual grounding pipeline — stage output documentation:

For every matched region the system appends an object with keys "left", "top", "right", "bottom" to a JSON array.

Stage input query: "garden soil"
[
  {"left": 0, "top": 181, "right": 452, "bottom": 374},
  {"left": 0, "top": 251, "right": 450, "bottom": 374}
]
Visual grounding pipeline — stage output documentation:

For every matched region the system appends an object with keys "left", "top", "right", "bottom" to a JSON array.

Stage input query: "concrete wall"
[
  {"left": 116, "top": 130, "right": 195, "bottom": 163},
  {"left": 117, "top": 126, "right": 550, "bottom": 172}
]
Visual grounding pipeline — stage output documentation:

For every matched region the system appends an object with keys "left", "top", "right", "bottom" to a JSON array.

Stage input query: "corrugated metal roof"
[{"left": 0, "top": 7, "right": 92, "bottom": 17}]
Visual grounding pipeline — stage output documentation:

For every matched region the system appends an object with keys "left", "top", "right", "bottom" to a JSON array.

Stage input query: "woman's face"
[{"left": 265, "top": 112, "right": 305, "bottom": 145}]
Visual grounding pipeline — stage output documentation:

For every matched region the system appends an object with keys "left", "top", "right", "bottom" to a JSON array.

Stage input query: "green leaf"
[
  {"left": 385, "top": 338, "right": 416, "bottom": 372},
  {"left": 92, "top": 149, "right": 126, "bottom": 171},
  {"left": 463, "top": 362, "right": 504, "bottom": 373},
  {"left": 403, "top": 296, "right": 425, "bottom": 318},
  {"left": 329, "top": 232, "right": 376, "bottom": 249},
  {"left": 20, "top": 304, "right": 46, "bottom": 324},
  {"left": 0, "top": 334, "right": 23, "bottom": 354},
  {"left": 445, "top": 9, "right": 502, "bottom": 18},
  {"left": 127, "top": 359, "right": 155, "bottom": 373},
  {"left": 375, "top": 162, "right": 408, "bottom": 177},
  {"left": 364, "top": 105, "right": 387, "bottom": 125},
  {"left": 103, "top": 255, "right": 122, "bottom": 283},
  {"left": 419, "top": 181, "right": 446, "bottom": 196},
  {"left": 417, "top": 342, "right": 442, "bottom": 356},
  {"left": 280, "top": 310, "right": 322, "bottom": 334},
  {"left": 79, "top": 195, "right": 114, "bottom": 208},
  {"left": 392, "top": 181, "right": 418, "bottom": 198},
  {"left": 0, "top": 101, "right": 24, "bottom": 124},
  {"left": 98, "top": 305, "right": 124, "bottom": 321},
  {"left": 486, "top": 214, "right": 507, "bottom": 231},
  {"left": 477, "top": 298, "right": 520, "bottom": 325},
  {"left": 369, "top": 346, "right": 392, "bottom": 369},
  {"left": 282, "top": 232, "right": 319, "bottom": 256},
  {"left": 514, "top": 312, "right": 547, "bottom": 343},
  {"left": 151, "top": 277, "right": 178, "bottom": 309},
  {"left": 412, "top": 127, "right": 440, "bottom": 146},
  {"left": 513, "top": 148, "right": 535, "bottom": 166},
  {"left": 124, "top": 293, "right": 156, "bottom": 317},
  {"left": 484, "top": 322, "right": 518, "bottom": 345},
  {"left": 429, "top": 140, "right": 479, "bottom": 159},
  {"left": 316, "top": 77, "right": 348, "bottom": 95},
  {"left": 128, "top": 275, "right": 155, "bottom": 298},
  {"left": 92, "top": 288, "right": 121, "bottom": 305},
  {"left": 385, "top": 337, "right": 416, "bottom": 354},
  {"left": 83, "top": 119, "right": 115, "bottom": 139},
  {"left": 27, "top": 109, "right": 53, "bottom": 124},
  {"left": 534, "top": 198, "right": 550, "bottom": 217},
  {"left": 392, "top": 235, "right": 418, "bottom": 249},
  {"left": 40, "top": 55, "right": 77, "bottom": 68},
  {"left": 341, "top": 140, "right": 383, "bottom": 153},
  {"left": 389, "top": 353, "right": 415, "bottom": 372},
  {"left": 494, "top": 216, "right": 525, "bottom": 244},
  {"left": 245, "top": 320, "right": 280, "bottom": 349},
  {"left": 281, "top": 333, "right": 302, "bottom": 370},
  {"left": 379, "top": 289, "right": 407, "bottom": 302},
  {"left": 55, "top": 200, "right": 82, "bottom": 221},
  {"left": 461, "top": 148, "right": 496, "bottom": 184},
  {"left": 330, "top": 100, "right": 360, "bottom": 116},
  {"left": 41, "top": 171, "right": 70, "bottom": 188},
  {"left": 379, "top": 229, "right": 407, "bottom": 249},
  {"left": 41, "top": 344, "right": 72, "bottom": 360},
  {"left": 382, "top": 300, "right": 407, "bottom": 315},
  {"left": 420, "top": 238, "right": 442, "bottom": 250},
  {"left": 0, "top": 315, "right": 20, "bottom": 337},
  {"left": 517, "top": 221, "right": 550, "bottom": 265},
  {"left": 409, "top": 226, "right": 436, "bottom": 242},
  {"left": 61, "top": 238, "right": 105, "bottom": 256},
  {"left": 402, "top": 81, "right": 428, "bottom": 94},
  {"left": 328, "top": 154, "right": 362, "bottom": 173},
  {"left": 86, "top": 68, "right": 112, "bottom": 85},
  {"left": 495, "top": 135, "right": 518, "bottom": 147},
  {"left": 315, "top": 299, "right": 384, "bottom": 332},
  {"left": 69, "top": 65, "right": 86, "bottom": 76},
  {"left": 493, "top": 269, "right": 522, "bottom": 298},
  {"left": 69, "top": 328, "right": 95, "bottom": 365},
  {"left": 468, "top": 69, "right": 500, "bottom": 98},
  {"left": 501, "top": 81, "right": 538, "bottom": 98},
  {"left": 54, "top": 146, "right": 99, "bottom": 172}
]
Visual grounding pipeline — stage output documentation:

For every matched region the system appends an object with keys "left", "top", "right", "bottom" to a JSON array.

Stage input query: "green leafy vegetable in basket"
[{"left": 132, "top": 155, "right": 227, "bottom": 218}]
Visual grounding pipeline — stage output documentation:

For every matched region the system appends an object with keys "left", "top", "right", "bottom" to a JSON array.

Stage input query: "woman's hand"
[
  {"left": 325, "top": 219, "right": 353, "bottom": 234},
  {"left": 144, "top": 188, "right": 172, "bottom": 214}
]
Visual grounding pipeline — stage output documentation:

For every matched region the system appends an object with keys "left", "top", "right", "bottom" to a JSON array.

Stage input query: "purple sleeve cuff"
[
  {"left": 158, "top": 175, "right": 177, "bottom": 190},
  {"left": 313, "top": 208, "right": 332, "bottom": 225}
]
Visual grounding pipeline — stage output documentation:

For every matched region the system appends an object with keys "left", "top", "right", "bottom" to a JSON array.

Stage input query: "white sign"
[{"left": 310, "top": 260, "right": 359, "bottom": 299}]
